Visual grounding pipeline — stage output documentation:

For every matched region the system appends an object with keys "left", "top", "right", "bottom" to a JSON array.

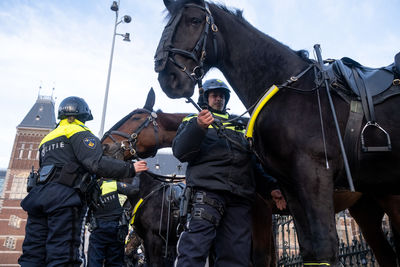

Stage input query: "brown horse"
[{"left": 154, "top": 0, "right": 400, "bottom": 266}]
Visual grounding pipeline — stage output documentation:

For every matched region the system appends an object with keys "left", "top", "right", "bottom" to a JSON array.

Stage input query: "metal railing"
[{"left": 274, "top": 211, "right": 393, "bottom": 267}]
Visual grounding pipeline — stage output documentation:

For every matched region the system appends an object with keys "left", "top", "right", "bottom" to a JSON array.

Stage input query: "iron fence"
[{"left": 274, "top": 210, "right": 393, "bottom": 266}]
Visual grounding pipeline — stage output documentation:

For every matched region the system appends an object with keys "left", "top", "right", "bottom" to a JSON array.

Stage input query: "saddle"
[
  {"left": 330, "top": 57, "right": 396, "bottom": 99},
  {"left": 326, "top": 54, "right": 400, "bottom": 152}
]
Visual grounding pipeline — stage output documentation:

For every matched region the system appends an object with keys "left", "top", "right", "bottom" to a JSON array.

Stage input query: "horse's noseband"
[{"left": 103, "top": 110, "right": 159, "bottom": 159}]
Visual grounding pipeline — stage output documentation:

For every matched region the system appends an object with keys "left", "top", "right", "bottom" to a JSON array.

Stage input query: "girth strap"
[
  {"left": 340, "top": 101, "right": 363, "bottom": 182},
  {"left": 352, "top": 68, "right": 375, "bottom": 122}
]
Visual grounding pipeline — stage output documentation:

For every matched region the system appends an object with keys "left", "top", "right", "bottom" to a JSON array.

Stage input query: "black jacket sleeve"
[
  {"left": 117, "top": 182, "right": 139, "bottom": 199},
  {"left": 70, "top": 131, "right": 135, "bottom": 178},
  {"left": 252, "top": 156, "right": 279, "bottom": 198},
  {"left": 172, "top": 117, "right": 208, "bottom": 162}
]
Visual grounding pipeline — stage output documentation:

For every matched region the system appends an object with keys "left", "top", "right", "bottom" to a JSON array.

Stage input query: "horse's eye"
[
  {"left": 191, "top": 17, "right": 202, "bottom": 26},
  {"left": 131, "top": 117, "right": 141, "bottom": 121}
]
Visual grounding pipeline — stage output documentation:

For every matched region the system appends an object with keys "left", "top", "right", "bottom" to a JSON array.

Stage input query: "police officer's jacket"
[
  {"left": 39, "top": 118, "right": 135, "bottom": 186},
  {"left": 172, "top": 112, "right": 255, "bottom": 200},
  {"left": 94, "top": 179, "right": 139, "bottom": 221}
]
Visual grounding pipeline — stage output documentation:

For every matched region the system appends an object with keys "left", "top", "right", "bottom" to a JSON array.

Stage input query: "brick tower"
[{"left": 0, "top": 95, "right": 56, "bottom": 266}]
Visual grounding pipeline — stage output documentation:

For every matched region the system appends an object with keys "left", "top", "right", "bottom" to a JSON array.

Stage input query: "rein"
[{"left": 102, "top": 109, "right": 159, "bottom": 159}]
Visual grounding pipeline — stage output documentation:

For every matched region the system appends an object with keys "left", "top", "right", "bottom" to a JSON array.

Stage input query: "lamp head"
[
  {"left": 123, "top": 15, "right": 132, "bottom": 23},
  {"left": 110, "top": 1, "right": 119, "bottom": 11},
  {"left": 123, "top": 33, "right": 131, "bottom": 42}
]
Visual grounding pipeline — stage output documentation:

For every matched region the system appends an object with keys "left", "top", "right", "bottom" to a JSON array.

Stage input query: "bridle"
[
  {"left": 155, "top": 2, "right": 218, "bottom": 86},
  {"left": 102, "top": 109, "right": 160, "bottom": 159}
]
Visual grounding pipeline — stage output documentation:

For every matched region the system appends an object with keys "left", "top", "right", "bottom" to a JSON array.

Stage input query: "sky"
[{"left": 0, "top": 0, "right": 399, "bottom": 169}]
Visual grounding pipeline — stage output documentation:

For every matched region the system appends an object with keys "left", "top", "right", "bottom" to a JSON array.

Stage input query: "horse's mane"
[
  {"left": 105, "top": 109, "right": 150, "bottom": 134},
  {"left": 165, "top": 0, "right": 243, "bottom": 20},
  {"left": 164, "top": 0, "right": 311, "bottom": 63},
  {"left": 157, "top": 112, "right": 188, "bottom": 131}
]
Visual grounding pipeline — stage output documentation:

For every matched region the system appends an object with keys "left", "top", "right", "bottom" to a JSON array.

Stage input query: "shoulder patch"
[{"left": 83, "top": 137, "right": 97, "bottom": 149}]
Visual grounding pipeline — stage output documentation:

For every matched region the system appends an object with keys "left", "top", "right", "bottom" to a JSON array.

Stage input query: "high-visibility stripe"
[
  {"left": 100, "top": 180, "right": 117, "bottom": 195},
  {"left": 182, "top": 115, "right": 197, "bottom": 122},
  {"left": 182, "top": 113, "right": 244, "bottom": 133},
  {"left": 245, "top": 85, "right": 279, "bottom": 138},
  {"left": 39, "top": 118, "right": 92, "bottom": 147},
  {"left": 130, "top": 198, "right": 144, "bottom": 225}
]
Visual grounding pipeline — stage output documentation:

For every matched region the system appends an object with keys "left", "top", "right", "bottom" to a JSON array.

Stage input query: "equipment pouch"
[
  {"left": 76, "top": 173, "right": 102, "bottom": 210},
  {"left": 179, "top": 186, "right": 192, "bottom": 220},
  {"left": 27, "top": 166, "right": 39, "bottom": 192},
  {"left": 37, "top": 164, "right": 56, "bottom": 184},
  {"left": 117, "top": 211, "right": 129, "bottom": 242}
]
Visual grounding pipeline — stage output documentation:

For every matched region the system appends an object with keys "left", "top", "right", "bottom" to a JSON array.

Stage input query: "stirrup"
[{"left": 360, "top": 121, "right": 392, "bottom": 152}]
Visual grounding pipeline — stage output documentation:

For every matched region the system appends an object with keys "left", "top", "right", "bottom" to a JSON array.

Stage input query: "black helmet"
[
  {"left": 58, "top": 96, "right": 93, "bottom": 122},
  {"left": 199, "top": 79, "right": 231, "bottom": 109}
]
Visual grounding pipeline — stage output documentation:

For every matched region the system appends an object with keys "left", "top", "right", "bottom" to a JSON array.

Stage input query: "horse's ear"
[
  {"left": 143, "top": 87, "right": 156, "bottom": 111},
  {"left": 163, "top": 0, "right": 174, "bottom": 13}
]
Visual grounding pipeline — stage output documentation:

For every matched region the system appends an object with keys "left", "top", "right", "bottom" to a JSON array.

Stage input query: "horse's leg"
[
  {"left": 392, "top": 222, "right": 400, "bottom": 266},
  {"left": 349, "top": 195, "right": 397, "bottom": 267},
  {"left": 143, "top": 231, "right": 166, "bottom": 267},
  {"left": 251, "top": 194, "right": 274, "bottom": 267},
  {"left": 284, "top": 157, "right": 338, "bottom": 266},
  {"left": 377, "top": 195, "right": 400, "bottom": 266}
]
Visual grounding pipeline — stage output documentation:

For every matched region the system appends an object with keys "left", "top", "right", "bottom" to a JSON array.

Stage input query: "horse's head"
[
  {"left": 101, "top": 89, "right": 160, "bottom": 160},
  {"left": 155, "top": 0, "right": 219, "bottom": 98}
]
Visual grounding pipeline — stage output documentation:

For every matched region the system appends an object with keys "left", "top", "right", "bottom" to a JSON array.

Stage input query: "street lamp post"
[{"left": 98, "top": 0, "right": 132, "bottom": 138}]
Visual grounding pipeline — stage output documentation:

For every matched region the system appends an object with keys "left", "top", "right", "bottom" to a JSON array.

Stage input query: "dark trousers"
[
  {"left": 88, "top": 219, "right": 125, "bottom": 267},
  {"left": 19, "top": 183, "right": 85, "bottom": 267},
  {"left": 175, "top": 189, "right": 252, "bottom": 267}
]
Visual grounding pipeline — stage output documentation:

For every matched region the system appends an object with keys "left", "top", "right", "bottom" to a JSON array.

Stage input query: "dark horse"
[
  {"left": 127, "top": 170, "right": 184, "bottom": 267},
  {"left": 155, "top": 0, "right": 400, "bottom": 266},
  {"left": 104, "top": 89, "right": 398, "bottom": 266}
]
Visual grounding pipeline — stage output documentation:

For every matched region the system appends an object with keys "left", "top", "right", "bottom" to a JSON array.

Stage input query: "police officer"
[
  {"left": 87, "top": 178, "right": 140, "bottom": 267},
  {"left": 18, "top": 96, "right": 148, "bottom": 267},
  {"left": 173, "top": 79, "right": 285, "bottom": 267}
]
